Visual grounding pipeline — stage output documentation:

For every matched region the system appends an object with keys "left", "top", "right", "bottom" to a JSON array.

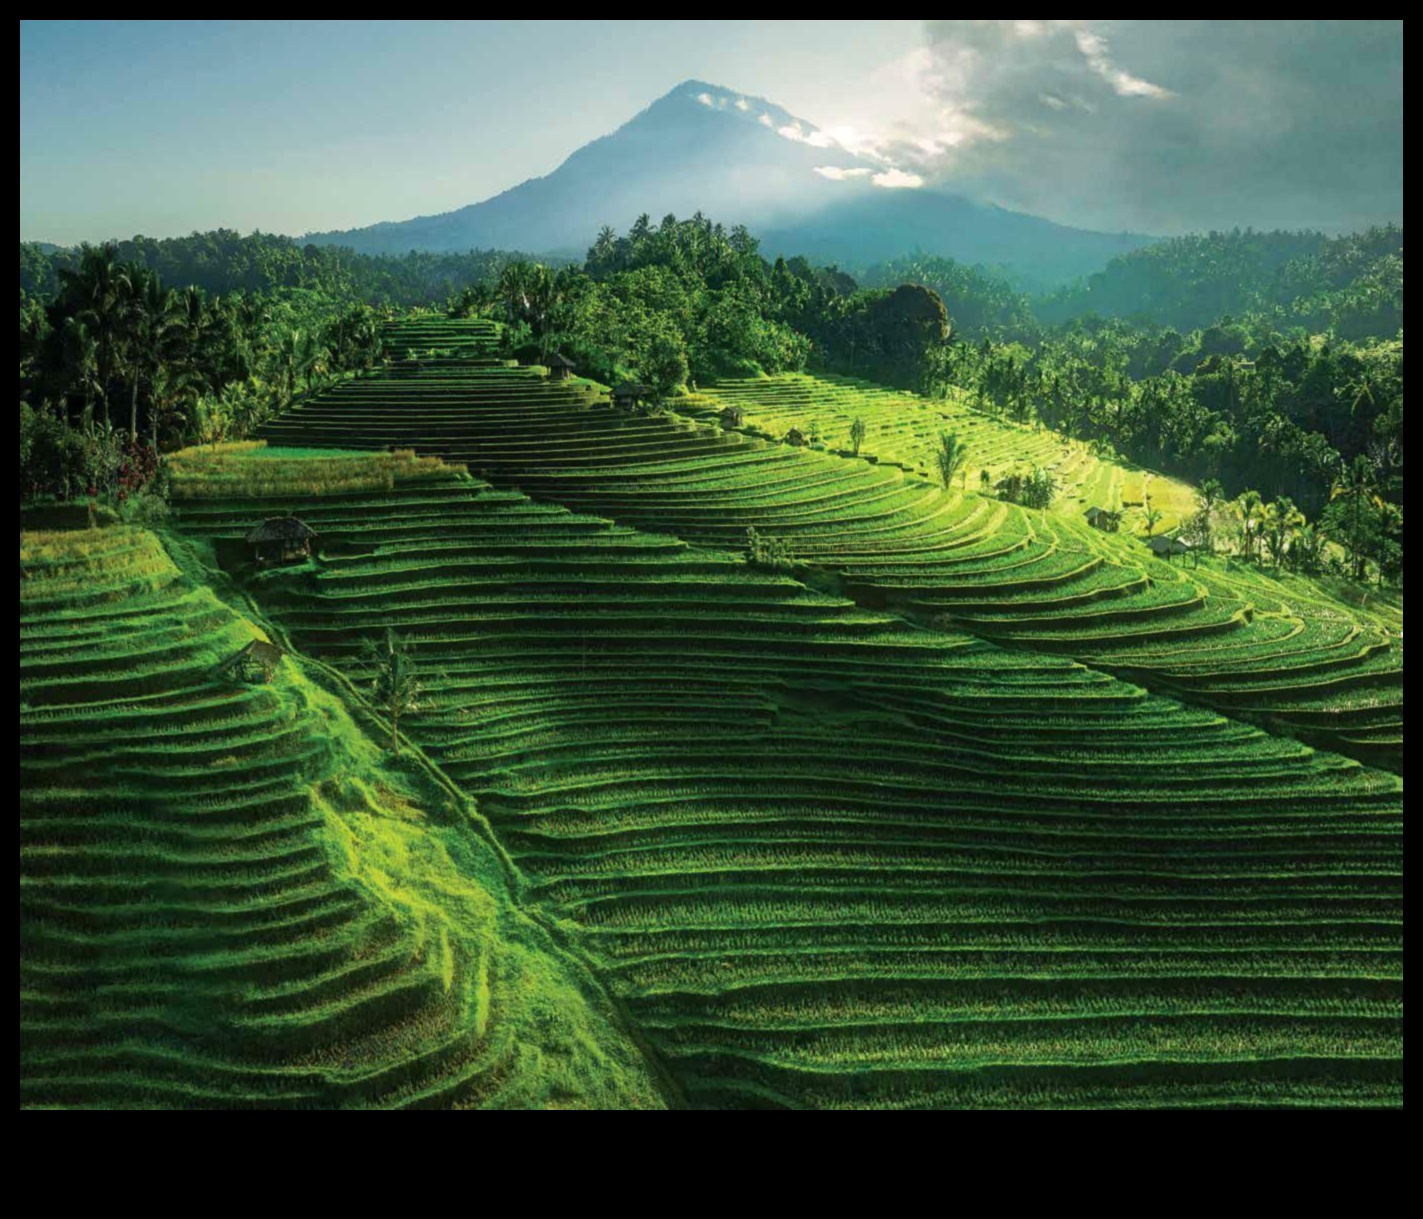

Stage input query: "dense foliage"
[
  {"left": 1036, "top": 226, "right": 1403, "bottom": 337},
  {"left": 18, "top": 217, "right": 1404, "bottom": 582},
  {"left": 21, "top": 229, "right": 529, "bottom": 306},
  {"left": 20, "top": 244, "right": 388, "bottom": 501}
]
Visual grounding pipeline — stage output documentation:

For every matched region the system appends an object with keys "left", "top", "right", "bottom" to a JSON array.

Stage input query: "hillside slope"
[
  {"left": 172, "top": 443, "right": 1403, "bottom": 1109},
  {"left": 20, "top": 524, "right": 664, "bottom": 1109},
  {"left": 261, "top": 321, "right": 1403, "bottom": 770}
]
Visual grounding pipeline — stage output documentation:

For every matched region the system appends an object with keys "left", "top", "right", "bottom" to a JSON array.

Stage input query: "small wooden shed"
[
  {"left": 611, "top": 381, "right": 652, "bottom": 410},
  {"left": 546, "top": 352, "right": 576, "bottom": 381},
  {"left": 1145, "top": 534, "right": 1190, "bottom": 560},
  {"left": 719, "top": 405, "right": 746, "bottom": 430},
  {"left": 1085, "top": 506, "right": 1121, "bottom": 532},
  {"left": 217, "top": 639, "right": 284, "bottom": 682},
  {"left": 245, "top": 516, "right": 317, "bottom": 566},
  {"left": 785, "top": 427, "right": 808, "bottom": 447}
]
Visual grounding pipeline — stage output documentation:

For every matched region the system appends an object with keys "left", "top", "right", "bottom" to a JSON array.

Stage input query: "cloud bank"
[{"left": 901, "top": 20, "right": 1403, "bottom": 233}]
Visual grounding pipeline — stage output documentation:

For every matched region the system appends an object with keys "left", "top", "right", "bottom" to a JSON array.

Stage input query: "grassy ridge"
[
  {"left": 687, "top": 373, "right": 1197, "bottom": 532},
  {"left": 20, "top": 523, "right": 664, "bottom": 1109},
  {"left": 257, "top": 322, "right": 1401, "bottom": 770},
  {"left": 171, "top": 443, "right": 1403, "bottom": 1109}
]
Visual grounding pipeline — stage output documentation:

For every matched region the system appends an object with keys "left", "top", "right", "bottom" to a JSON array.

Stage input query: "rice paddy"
[
  {"left": 260, "top": 321, "right": 1403, "bottom": 770},
  {"left": 19, "top": 522, "right": 665, "bottom": 1109},
  {"left": 167, "top": 419, "right": 1404, "bottom": 1109},
  {"left": 686, "top": 372, "right": 1198, "bottom": 533}
]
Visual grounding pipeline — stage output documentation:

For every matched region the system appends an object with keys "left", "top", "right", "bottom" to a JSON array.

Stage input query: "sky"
[{"left": 20, "top": 20, "right": 1403, "bottom": 244}]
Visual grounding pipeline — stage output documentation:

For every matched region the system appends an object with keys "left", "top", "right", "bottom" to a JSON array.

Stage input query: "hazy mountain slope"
[{"left": 305, "top": 81, "right": 1149, "bottom": 283}]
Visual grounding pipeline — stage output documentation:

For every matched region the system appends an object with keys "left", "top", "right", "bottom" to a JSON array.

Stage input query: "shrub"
[{"left": 745, "top": 526, "right": 795, "bottom": 570}]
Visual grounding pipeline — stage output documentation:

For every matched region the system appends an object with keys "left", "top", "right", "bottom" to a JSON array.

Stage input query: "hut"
[
  {"left": 1084, "top": 506, "right": 1121, "bottom": 532},
  {"left": 719, "top": 405, "right": 746, "bottom": 430},
  {"left": 1145, "top": 534, "right": 1190, "bottom": 560},
  {"left": 785, "top": 427, "right": 808, "bottom": 448},
  {"left": 245, "top": 516, "right": 317, "bottom": 566},
  {"left": 612, "top": 381, "right": 652, "bottom": 410},
  {"left": 546, "top": 352, "right": 576, "bottom": 381},
  {"left": 217, "top": 639, "right": 284, "bottom": 683}
]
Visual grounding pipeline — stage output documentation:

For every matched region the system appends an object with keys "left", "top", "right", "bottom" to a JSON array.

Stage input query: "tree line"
[
  {"left": 19, "top": 216, "right": 1403, "bottom": 582},
  {"left": 20, "top": 244, "right": 386, "bottom": 504}
]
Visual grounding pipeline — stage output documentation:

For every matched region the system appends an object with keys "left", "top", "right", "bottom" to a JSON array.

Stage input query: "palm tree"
[
  {"left": 935, "top": 431, "right": 968, "bottom": 490},
  {"left": 1196, "top": 478, "right": 1224, "bottom": 555},
  {"left": 123, "top": 269, "right": 179, "bottom": 440},
  {"left": 150, "top": 361, "right": 206, "bottom": 448},
  {"left": 56, "top": 245, "right": 134, "bottom": 427},
  {"left": 1330, "top": 456, "right": 1382, "bottom": 581},
  {"left": 1261, "top": 497, "right": 1304, "bottom": 567},
  {"left": 62, "top": 317, "right": 100, "bottom": 428},
  {"left": 364, "top": 628, "right": 426, "bottom": 756},
  {"left": 848, "top": 418, "right": 867, "bottom": 457},
  {"left": 274, "top": 329, "right": 307, "bottom": 405},
  {"left": 1235, "top": 490, "right": 1264, "bottom": 561},
  {"left": 1143, "top": 505, "right": 1164, "bottom": 538},
  {"left": 1290, "top": 523, "right": 1324, "bottom": 574},
  {"left": 295, "top": 329, "right": 330, "bottom": 393}
]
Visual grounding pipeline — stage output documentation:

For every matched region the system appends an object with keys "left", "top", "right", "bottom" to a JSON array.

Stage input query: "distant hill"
[
  {"left": 304, "top": 80, "right": 1150, "bottom": 286},
  {"left": 1037, "top": 225, "right": 1404, "bottom": 336}
]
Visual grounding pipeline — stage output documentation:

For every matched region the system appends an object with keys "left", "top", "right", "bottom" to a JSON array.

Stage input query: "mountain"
[{"left": 304, "top": 80, "right": 1149, "bottom": 285}]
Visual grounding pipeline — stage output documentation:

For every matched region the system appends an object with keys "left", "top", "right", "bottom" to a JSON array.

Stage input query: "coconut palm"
[
  {"left": 61, "top": 317, "right": 101, "bottom": 428},
  {"left": 1329, "top": 456, "right": 1383, "bottom": 580},
  {"left": 56, "top": 245, "right": 135, "bottom": 426},
  {"left": 122, "top": 269, "right": 180, "bottom": 439},
  {"left": 935, "top": 431, "right": 968, "bottom": 490},
  {"left": 1235, "top": 489, "right": 1264, "bottom": 561},
  {"left": 1261, "top": 497, "right": 1305, "bottom": 567}
]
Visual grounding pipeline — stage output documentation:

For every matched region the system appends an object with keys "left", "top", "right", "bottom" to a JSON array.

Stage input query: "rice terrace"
[{"left": 20, "top": 20, "right": 1403, "bottom": 1109}]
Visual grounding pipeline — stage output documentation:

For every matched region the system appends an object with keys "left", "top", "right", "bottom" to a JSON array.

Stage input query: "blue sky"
[
  {"left": 21, "top": 20, "right": 1403, "bottom": 244},
  {"left": 19, "top": 20, "right": 922, "bottom": 243}
]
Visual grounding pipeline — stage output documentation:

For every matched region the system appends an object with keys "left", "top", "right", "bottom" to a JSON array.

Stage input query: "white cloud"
[
  {"left": 776, "top": 122, "right": 837, "bottom": 148},
  {"left": 735, "top": 97, "right": 751, "bottom": 112},
  {"left": 871, "top": 168, "right": 924, "bottom": 189},
  {"left": 915, "top": 19, "right": 1402, "bottom": 233},
  {"left": 696, "top": 92, "right": 715, "bottom": 108},
  {"left": 814, "top": 165, "right": 873, "bottom": 181},
  {"left": 1071, "top": 27, "right": 1171, "bottom": 98},
  {"left": 758, "top": 112, "right": 773, "bottom": 127}
]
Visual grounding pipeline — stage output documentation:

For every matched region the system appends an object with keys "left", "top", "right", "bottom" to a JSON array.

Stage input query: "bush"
[
  {"left": 994, "top": 465, "right": 1057, "bottom": 509},
  {"left": 745, "top": 526, "right": 795, "bottom": 570},
  {"left": 118, "top": 490, "right": 171, "bottom": 526}
]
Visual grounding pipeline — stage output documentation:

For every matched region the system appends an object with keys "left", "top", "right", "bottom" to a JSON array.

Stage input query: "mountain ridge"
[{"left": 304, "top": 78, "right": 1150, "bottom": 284}]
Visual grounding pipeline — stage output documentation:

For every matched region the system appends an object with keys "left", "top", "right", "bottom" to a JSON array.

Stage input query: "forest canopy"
[{"left": 19, "top": 217, "right": 1404, "bottom": 581}]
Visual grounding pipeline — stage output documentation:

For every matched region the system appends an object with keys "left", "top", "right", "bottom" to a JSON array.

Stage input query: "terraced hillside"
[
  {"left": 19, "top": 524, "right": 663, "bottom": 1109},
  {"left": 382, "top": 315, "right": 505, "bottom": 361},
  {"left": 172, "top": 447, "right": 1404, "bottom": 1109},
  {"left": 261, "top": 330, "right": 1403, "bottom": 770},
  {"left": 686, "top": 372, "right": 1197, "bottom": 533}
]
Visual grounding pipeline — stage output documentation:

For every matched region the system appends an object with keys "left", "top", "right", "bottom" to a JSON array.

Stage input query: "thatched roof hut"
[
  {"left": 546, "top": 353, "right": 576, "bottom": 380},
  {"left": 1085, "top": 506, "right": 1121, "bottom": 532},
  {"left": 1145, "top": 534, "right": 1190, "bottom": 559},
  {"left": 611, "top": 381, "right": 652, "bottom": 408},
  {"left": 217, "top": 639, "right": 285, "bottom": 681},
  {"left": 785, "top": 427, "right": 808, "bottom": 447},
  {"left": 720, "top": 405, "right": 746, "bottom": 429},
  {"left": 245, "top": 516, "right": 316, "bottom": 566}
]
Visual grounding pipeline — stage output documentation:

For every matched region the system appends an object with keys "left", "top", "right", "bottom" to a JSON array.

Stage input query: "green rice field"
[
  {"left": 260, "top": 320, "right": 1403, "bottom": 770},
  {"left": 19, "top": 522, "right": 664, "bottom": 1109},
  {"left": 165, "top": 420, "right": 1403, "bottom": 1108}
]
